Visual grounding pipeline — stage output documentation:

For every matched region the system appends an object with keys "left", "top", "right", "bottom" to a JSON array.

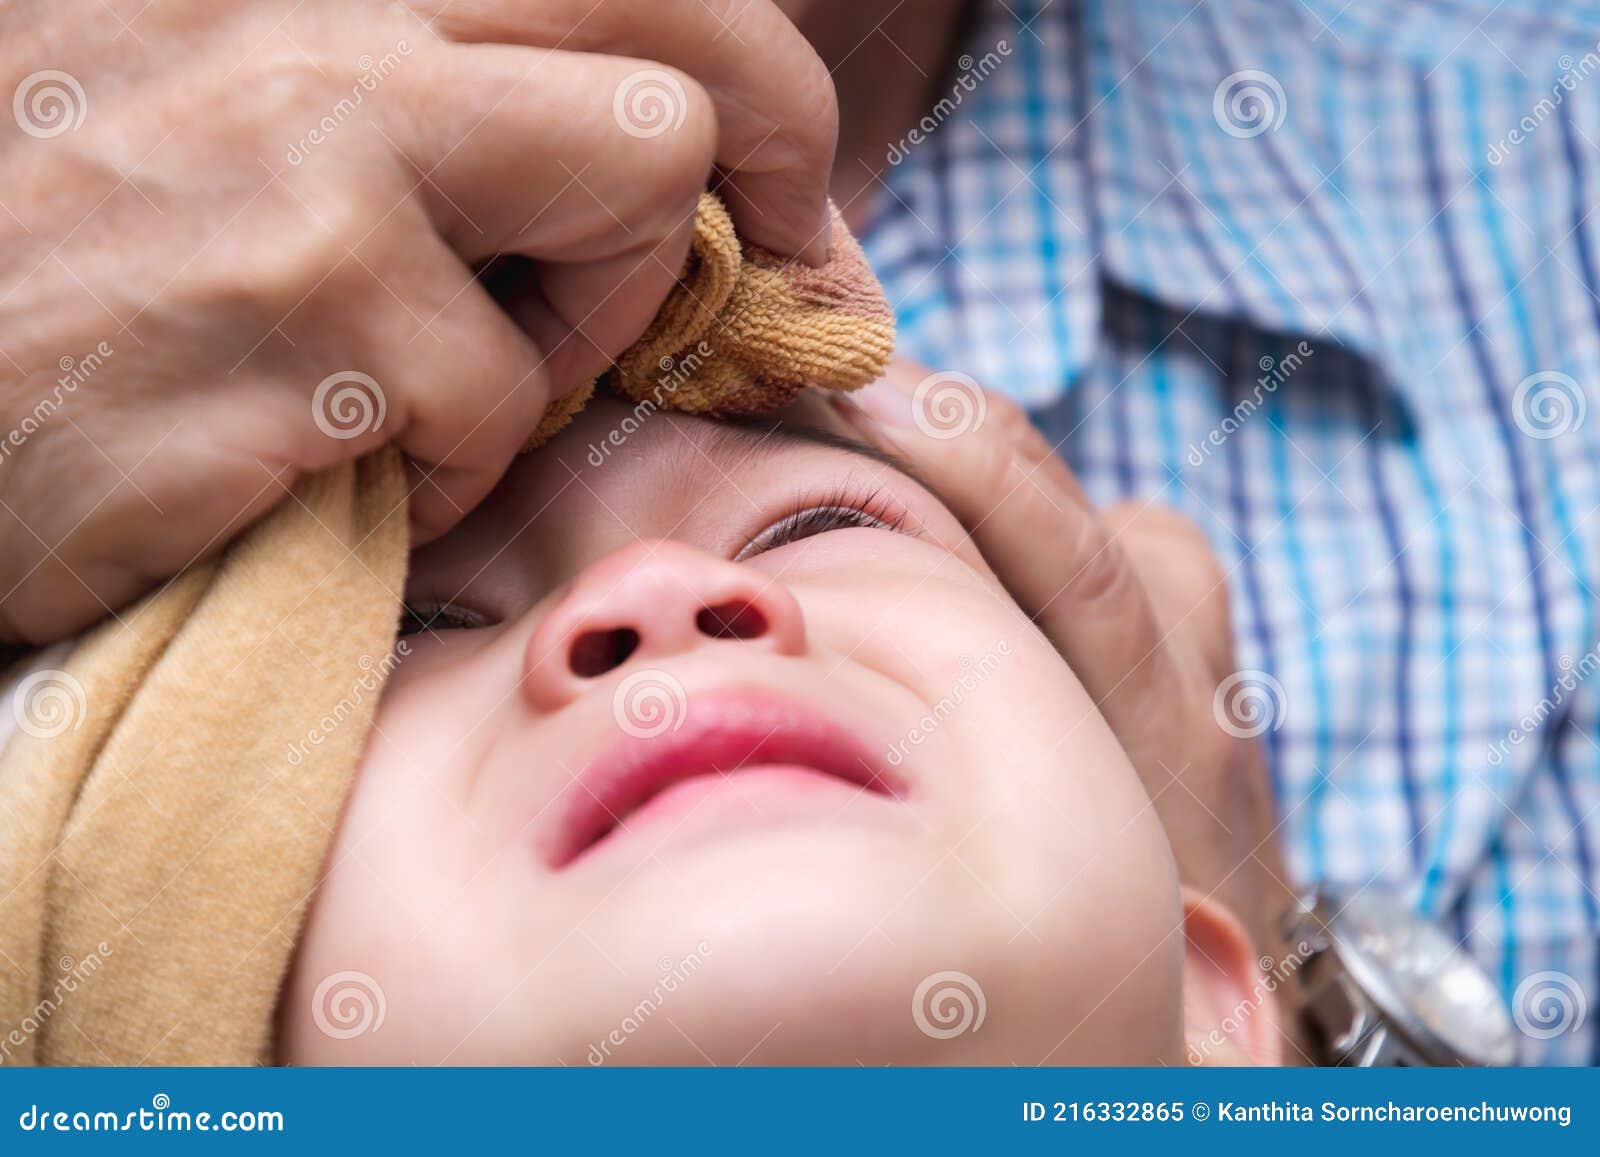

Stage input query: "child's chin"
[
  {"left": 583, "top": 819, "right": 945, "bottom": 930},
  {"left": 557, "top": 844, "right": 1017, "bottom": 1063},
  {"left": 568, "top": 947, "right": 983, "bottom": 1066}
]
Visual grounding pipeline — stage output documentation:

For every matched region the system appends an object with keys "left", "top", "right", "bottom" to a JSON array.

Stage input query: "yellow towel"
[
  {"left": 527, "top": 193, "right": 893, "bottom": 445},
  {"left": 0, "top": 195, "right": 892, "bottom": 1065}
]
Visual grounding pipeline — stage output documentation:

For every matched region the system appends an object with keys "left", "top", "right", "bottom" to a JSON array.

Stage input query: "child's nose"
[{"left": 521, "top": 540, "right": 808, "bottom": 711}]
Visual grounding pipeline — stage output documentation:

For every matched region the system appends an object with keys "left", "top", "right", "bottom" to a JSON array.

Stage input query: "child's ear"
[{"left": 1180, "top": 887, "right": 1285, "bottom": 1066}]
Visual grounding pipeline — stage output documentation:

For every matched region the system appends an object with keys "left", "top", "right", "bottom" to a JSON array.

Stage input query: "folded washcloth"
[
  {"left": 529, "top": 192, "right": 893, "bottom": 446},
  {"left": 0, "top": 196, "right": 892, "bottom": 1065}
]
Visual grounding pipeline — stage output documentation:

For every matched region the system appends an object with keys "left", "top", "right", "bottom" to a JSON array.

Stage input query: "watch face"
[{"left": 1330, "top": 890, "right": 1518, "bottom": 1065}]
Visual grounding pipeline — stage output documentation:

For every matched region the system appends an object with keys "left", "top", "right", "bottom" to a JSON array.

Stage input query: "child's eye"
[
  {"left": 398, "top": 600, "right": 493, "bottom": 636},
  {"left": 738, "top": 488, "right": 912, "bottom": 559}
]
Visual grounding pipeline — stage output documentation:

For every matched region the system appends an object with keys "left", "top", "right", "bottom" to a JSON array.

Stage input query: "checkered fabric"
[{"left": 862, "top": 0, "right": 1600, "bottom": 1064}]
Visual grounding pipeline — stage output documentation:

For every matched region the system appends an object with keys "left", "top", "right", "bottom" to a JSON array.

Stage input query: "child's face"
[{"left": 279, "top": 396, "right": 1186, "bottom": 1065}]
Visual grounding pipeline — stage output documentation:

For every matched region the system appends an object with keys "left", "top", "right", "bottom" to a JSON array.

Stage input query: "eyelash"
[
  {"left": 397, "top": 600, "right": 491, "bottom": 637},
  {"left": 398, "top": 486, "right": 914, "bottom": 635},
  {"left": 736, "top": 485, "right": 913, "bottom": 560}
]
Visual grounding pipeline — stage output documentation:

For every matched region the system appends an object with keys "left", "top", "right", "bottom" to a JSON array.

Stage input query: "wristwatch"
[{"left": 1282, "top": 886, "right": 1518, "bottom": 1066}]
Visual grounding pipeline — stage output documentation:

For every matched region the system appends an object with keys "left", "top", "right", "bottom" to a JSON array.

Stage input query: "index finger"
[
  {"left": 420, "top": 0, "right": 837, "bottom": 263},
  {"left": 829, "top": 361, "right": 1191, "bottom": 747}
]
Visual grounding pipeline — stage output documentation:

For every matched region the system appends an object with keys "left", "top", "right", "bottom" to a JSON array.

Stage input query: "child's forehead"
[
  {"left": 550, "top": 392, "right": 912, "bottom": 479},
  {"left": 433, "top": 390, "right": 949, "bottom": 568}
]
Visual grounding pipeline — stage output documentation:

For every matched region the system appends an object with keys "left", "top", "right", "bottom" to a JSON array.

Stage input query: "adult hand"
[
  {"left": 0, "top": 0, "right": 837, "bottom": 643},
  {"left": 831, "top": 359, "right": 1296, "bottom": 956}
]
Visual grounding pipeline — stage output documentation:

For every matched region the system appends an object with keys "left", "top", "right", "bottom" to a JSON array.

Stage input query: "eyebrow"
[{"left": 705, "top": 417, "right": 936, "bottom": 496}]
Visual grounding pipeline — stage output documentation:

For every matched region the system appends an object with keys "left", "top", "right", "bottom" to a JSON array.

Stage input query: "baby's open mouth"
[{"left": 549, "top": 689, "right": 901, "bottom": 867}]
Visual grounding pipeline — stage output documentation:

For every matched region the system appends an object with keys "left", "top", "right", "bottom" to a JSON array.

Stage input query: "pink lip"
[{"left": 549, "top": 690, "right": 901, "bottom": 867}]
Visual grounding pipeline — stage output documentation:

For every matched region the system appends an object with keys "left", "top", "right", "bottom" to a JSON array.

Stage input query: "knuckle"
[
  {"left": 1063, "top": 518, "right": 1137, "bottom": 609},
  {"left": 598, "top": 69, "right": 716, "bottom": 246},
  {"left": 1155, "top": 507, "right": 1222, "bottom": 564},
  {"left": 982, "top": 391, "right": 1033, "bottom": 444},
  {"left": 199, "top": 184, "right": 388, "bottom": 316},
  {"left": 782, "top": 47, "right": 840, "bottom": 149},
  {"left": 1158, "top": 517, "right": 1236, "bottom": 667},
  {"left": 962, "top": 425, "right": 1022, "bottom": 501},
  {"left": 984, "top": 394, "right": 1071, "bottom": 488},
  {"left": 945, "top": 392, "right": 1041, "bottom": 494},
  {"left": 228, "top": 237, "right": 335, "bottom": 317},
  {"left": 692, "top": 0, "right": 837, "bottom": 142},
  {"left": 626, "top": 63, "right": 717, "bottom": 173},
  {"left": 1166, "top": 516, "right": 1230, "bottom": 598},
  {"left": 1108, "top": 503, "right": 1234, "bottom": 627},
  {"left": 209, "top": 55, "right": 379, "bottom": 161},
  {"left": 657, "top": 75, "right": 720, "bottom": 191},
  {"left": 241, "top": 57, "right": 337, "bottom": 132}
]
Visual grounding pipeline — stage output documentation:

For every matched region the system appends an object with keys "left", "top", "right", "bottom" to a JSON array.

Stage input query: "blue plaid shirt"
[{"left": 862, "top": 0, "right": 1600, "bottom": 1064}]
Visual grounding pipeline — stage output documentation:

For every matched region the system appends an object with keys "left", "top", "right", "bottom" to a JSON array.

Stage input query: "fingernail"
[
  {"left": 848, "top": 376, "right": 916, "bottom": 428},
  {"left": 801, "top": 210, "right": 835, "bottom": 267}
]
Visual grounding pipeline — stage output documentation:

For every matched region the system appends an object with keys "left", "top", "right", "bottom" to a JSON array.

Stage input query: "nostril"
[
  {"left": 568, "top": 627, "right": 641, "bottom": 678},
  {"left": 696, "top": 600, "right": 768, "bottom": 640}
]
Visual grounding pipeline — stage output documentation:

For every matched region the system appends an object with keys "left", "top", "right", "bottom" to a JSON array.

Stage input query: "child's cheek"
[{"left": 779, "top": 552, "right": 1042, "bottom": 707}]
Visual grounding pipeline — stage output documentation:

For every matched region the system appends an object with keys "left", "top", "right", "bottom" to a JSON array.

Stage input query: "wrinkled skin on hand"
[{"left": 0, "top": 0, "right": 838, "bottom": 642}]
